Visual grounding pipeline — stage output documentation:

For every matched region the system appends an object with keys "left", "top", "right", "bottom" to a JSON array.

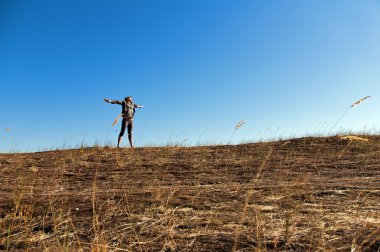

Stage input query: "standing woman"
[{"left": 104, "top": 96, "right": 143, "bottom": 148}]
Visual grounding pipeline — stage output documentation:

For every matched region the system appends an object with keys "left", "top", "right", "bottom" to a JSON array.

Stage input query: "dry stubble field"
[{"left": 0, "top": 136, "right": 379, "bottom": 251}]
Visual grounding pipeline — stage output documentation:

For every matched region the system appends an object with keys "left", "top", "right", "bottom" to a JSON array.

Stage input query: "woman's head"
[{"left": 124, "top": 96, "right": 133, "bottom": 103}]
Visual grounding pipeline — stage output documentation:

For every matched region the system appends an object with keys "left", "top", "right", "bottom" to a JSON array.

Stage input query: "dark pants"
[{"left": 119, "top": 118, "right": 133, "bottom": 137}]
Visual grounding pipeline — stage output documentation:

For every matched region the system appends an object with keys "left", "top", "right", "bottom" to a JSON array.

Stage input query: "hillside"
[{"left": 0, "top": 136, "right": 379, "bottom": 251}]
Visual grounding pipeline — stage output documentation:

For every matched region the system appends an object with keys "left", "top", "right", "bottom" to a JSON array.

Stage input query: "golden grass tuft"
[{"left": 339, "top": 135, "right": 368, "bottom": 142}]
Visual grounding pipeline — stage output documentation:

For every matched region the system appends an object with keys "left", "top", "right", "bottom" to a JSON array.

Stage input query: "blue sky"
[{"left": 1, "top": 0, "right": 380, "bottom": 152}]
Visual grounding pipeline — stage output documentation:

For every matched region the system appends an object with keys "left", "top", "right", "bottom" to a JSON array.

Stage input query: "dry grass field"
[{"left": 0, "top": 136, "right": 379, "bottom": 251}]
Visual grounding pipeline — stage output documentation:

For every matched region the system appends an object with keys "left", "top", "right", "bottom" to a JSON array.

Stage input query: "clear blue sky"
[{"left": 1, "top": 0, "right": 380, "bottom": 152}]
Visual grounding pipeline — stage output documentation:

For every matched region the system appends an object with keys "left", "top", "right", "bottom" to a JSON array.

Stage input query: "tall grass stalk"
[{"left": 331, "top": 95, "right": 371, "bottom": 131}]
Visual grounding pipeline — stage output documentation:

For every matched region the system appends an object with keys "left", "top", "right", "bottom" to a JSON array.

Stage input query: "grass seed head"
[
  {"left": 351, "top": 96, "right": 371, "bottom": 108},
  {"left": 235, "top": 120, "right": 246, "bottom": 130}
]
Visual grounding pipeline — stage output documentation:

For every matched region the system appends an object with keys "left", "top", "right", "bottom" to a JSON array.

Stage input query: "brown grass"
[{"left": 0, "top": 136, "right": 380, "bottom": 251}]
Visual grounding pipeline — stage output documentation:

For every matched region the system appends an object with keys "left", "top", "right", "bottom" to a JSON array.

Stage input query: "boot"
[
  {"left": 128, "top": 135, "right": 133, "bottom": 148},
  {"left": 117, "top": 136, "right": 123, "bottom": 148}
]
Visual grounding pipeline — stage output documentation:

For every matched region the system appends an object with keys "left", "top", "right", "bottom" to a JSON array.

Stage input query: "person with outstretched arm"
[{"left": 104, "top": 96, "right": 143, "bottom": 148}]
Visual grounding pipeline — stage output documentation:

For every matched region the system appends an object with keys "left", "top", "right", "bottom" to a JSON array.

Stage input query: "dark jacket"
[{"left": 110, "top": 100, "right": 140, "bottom": 118}]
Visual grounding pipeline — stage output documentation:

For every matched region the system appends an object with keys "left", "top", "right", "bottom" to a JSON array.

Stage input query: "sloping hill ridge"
[{"left": 0, "top": 136, "right": 379, "bottom": 251}]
